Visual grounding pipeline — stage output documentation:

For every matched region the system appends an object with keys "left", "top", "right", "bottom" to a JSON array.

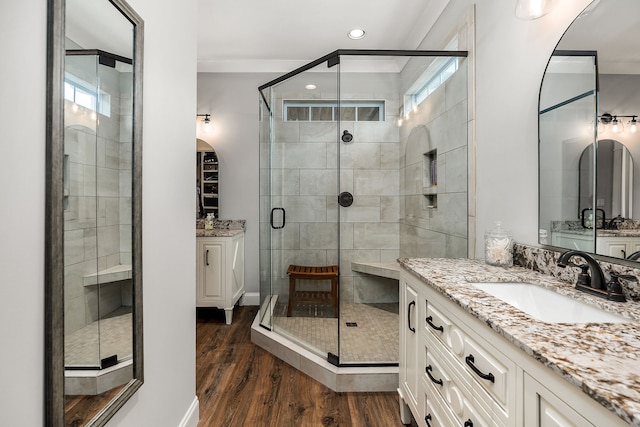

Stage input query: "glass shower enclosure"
[
  {"left": 259, "top": 49, "right": 468, "bottom": 366},
  {"left": 63, "top": 50, "right": 134, "bottom": 372}
]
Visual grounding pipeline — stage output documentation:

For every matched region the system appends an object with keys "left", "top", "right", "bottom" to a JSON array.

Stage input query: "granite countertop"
[
  {"left": 196, "top": 219, "right": 246, "bottom": 237},
  {"left": 554, "top": 228, "right": 640, "bottom": 238},
  {"left": 399, "top": 258, "right": 640, "bottom": 426}
]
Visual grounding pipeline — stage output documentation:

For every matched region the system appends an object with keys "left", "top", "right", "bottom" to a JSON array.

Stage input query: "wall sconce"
[
  {"left": 515, "top": 0, "right": 559, "bottom": 20},
  {"left": 599, "top": 113, "right": 638, "bottom": 135},
  {"left": 197, "top": 113, "right": 212, "bottom": 133}
]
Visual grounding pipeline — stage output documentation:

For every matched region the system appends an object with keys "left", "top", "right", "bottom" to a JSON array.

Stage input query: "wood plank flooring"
[{"left": 196, "top": 305, "right": 418, "bottom": 427}]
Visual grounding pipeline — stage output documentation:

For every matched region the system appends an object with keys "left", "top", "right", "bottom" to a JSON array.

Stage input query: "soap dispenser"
[
  {"left": 205, "top": 213, "right": 214, "bottom": 230},
  {"left": 485, "top": 221, "right": 514, "bottom": 267}
]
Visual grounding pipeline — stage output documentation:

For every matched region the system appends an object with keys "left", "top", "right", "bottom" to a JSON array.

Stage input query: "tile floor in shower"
[
  {"left": 272, "top": 302, "right": 399, "bottom": 363},
  {"left": 65, "top": 307, "right": 133, "bottom": 367}
]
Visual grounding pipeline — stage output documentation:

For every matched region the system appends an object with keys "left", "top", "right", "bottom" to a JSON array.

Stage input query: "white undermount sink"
[{"left": 470, "top": 282, "right": 629, "bottom": 323}]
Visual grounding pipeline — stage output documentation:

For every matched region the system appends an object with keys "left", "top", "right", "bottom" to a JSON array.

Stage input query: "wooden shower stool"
[{"left": 286, "top": 265, "right": 339, "bottom": 317}]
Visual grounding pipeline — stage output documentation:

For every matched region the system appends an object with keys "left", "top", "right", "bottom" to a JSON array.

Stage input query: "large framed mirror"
[
  {"left": 46, "top": 0, "right": 143, "bottom": 425},
  {"left": 539, "top": 0, "right": 640, "bottom": 260}
]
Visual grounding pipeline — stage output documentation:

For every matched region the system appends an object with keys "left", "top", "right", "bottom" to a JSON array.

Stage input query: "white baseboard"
[
  {"left": 177, "top": 396, "right": 199, "bottom": 427},
  {"left": 241, "top": 292, "right": 260, "bottom": 306}
]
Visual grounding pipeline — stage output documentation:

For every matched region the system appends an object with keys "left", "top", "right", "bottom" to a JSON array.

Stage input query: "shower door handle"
[{"left": 270, "top": 207, "right": 285, "bottom": 229}]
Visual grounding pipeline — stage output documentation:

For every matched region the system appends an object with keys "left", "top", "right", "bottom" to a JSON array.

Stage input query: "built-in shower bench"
[
  {"left": 82, "top": 264, "right": 132, "bottom": 286},
  {"left": 350, "top": 261, "right": 400, "bottom": 280}
]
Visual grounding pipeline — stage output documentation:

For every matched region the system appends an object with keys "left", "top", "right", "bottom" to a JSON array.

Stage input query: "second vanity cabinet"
[
  {"left": 399, "top": 269, "right": 628, "bottom": 427},
  {"left": 597, "top": 236, "right": 640, "bottom": 259},
  {"left": 196, "top": 232, "right": 245, "bottom": 324}
]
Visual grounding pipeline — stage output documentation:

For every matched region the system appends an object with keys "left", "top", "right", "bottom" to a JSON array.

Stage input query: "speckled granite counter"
[
  {"left": 399, "top": 258, "right": 640, "bottom": 426},
  {"left": 553, "top": 228, "right": 640, "bottom": 238},
  {"left": 196, "top": 219, "right": 246, "bottom": 237}
]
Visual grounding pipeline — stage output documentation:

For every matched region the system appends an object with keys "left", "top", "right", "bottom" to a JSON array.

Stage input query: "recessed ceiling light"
[
  {"left": 348, "top": 28, "right": 365, "bottom": 40},
  {"left": 305, "top": 84, "right": 317, "bottom": 90}
]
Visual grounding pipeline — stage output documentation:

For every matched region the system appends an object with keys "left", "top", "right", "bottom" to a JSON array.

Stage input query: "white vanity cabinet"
[
  {"left": 196, "top": 232, "right": 245, "bottom": 324},
  {"left": 399, "top": 269, "right": 628, "bottom": 427},
  {"left": 596, "top": 236, "right": 640, "bottom": 259},
  {"left": 550, "top": 231, "right": 594, "bottom": 251},
  {"left": 524, "top": 374, "right": 594, "bottom": 427},
  {"left": 400, "top": 277, "right": 421, "bottom": 417}
]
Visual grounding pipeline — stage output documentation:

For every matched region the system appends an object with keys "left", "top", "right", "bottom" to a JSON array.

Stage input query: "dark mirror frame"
[{"left": 45, "top": 0, "right": 144, "bottom": 425}]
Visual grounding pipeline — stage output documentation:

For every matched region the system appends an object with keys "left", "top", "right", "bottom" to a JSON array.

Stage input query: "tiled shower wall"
[
  {"left": 399, "top": 59, "right": 469, "bottom": 259},
  {"left": 63, "top": 59, "right": 132, "bottom": 336},
  {"left": 268, "top": 73, "right": 401, "bottom": 304}
]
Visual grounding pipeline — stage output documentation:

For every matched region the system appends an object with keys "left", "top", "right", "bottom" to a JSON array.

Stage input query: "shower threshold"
[
  {"left": 251, "top": 303, "right": 398, "bottom": 392},
  {"left": 65, "top": 359, "right": 132, "bottom": 395}
]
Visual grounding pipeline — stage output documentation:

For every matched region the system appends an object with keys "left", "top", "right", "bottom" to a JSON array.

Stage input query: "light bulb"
[
  {"left": 630, "top": 118, "right": 638, "bottom": 133},
  {"left": 71, "top": 103, "right": 79, "bottom": 113},
  {"left": 612, "top": 117, "right": 624, "bottom": 133},
  {"left": 90, "top": 111, "right": 97, "bottom": 121},
  {"left": 203, "top": 120, "right": 211, "bottom": 133}
]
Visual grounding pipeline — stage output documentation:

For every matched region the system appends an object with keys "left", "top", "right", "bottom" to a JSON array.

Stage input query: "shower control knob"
[{"left": 338, "top": 192, "right": 354, "bottom": 207}]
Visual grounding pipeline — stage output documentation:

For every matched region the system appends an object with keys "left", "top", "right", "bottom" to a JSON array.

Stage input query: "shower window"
[
  {"left": 412, "top": 56, "right": 459, "bottom": 106},
  {"left": 64, "top": 75, "right": 112, "bottom": 117},
  {"left": 283, "top": 100, "right": 385, "bottom": 122}
]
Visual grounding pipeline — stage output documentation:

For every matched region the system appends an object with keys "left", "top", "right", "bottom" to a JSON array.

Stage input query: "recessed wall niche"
[{"left": 423, "top": 149, "right": 437, "bottom": 209}]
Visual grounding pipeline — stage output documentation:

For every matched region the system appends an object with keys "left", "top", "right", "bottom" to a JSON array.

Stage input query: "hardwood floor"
[
  {"left": 65, "top": 384, "right": 125, "bottom": 426},
  {"left": 196, "top": 306, "right": 418, "bottom": 427}
]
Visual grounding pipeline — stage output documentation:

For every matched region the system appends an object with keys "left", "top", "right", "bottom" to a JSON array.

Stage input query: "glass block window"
[{"left": 284, "top": 100, "right": 385, "bottom": 122}]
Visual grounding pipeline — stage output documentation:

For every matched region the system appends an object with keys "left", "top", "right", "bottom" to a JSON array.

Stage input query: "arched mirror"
[
  {"left": 46, "top": 0, "right": 144, "bottom": 425},
  {"left": 539, "top": 0, "right": 640, "bottom": 260},
  {"left": 579, "top": 139, "right": 634, "bottom": 222}
]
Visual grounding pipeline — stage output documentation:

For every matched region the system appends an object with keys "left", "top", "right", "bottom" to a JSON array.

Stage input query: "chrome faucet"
[{"left": 557, "top": 250, "right": 626, "bottom": 302}]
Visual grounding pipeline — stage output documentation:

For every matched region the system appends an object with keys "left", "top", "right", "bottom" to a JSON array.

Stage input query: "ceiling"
[{"left": 196, "top": 0, "right": 450, "bottom": 72}]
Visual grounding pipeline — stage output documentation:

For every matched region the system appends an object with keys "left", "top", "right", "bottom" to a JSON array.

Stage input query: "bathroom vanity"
[
  {"left": 552, "top": 230, "right": 640, "bottom": 260},
  {"left": 398, "top": 258, "right": 640, "bottom": 427},
  {"left": 196, "top": 220, "right": 245, "bottom": 324}
]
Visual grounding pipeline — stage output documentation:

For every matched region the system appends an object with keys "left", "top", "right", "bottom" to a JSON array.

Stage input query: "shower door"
[
  {"left": 64, "top": 51, "right": 134, "bottom": 371},
  {"left": 259, "top": 59, "right": 341, "bottom": 359}
]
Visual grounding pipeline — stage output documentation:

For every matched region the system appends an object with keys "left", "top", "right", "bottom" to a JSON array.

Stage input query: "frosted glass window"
[{"left": 284, "top": 100, "right": 384, "bottom": 122}]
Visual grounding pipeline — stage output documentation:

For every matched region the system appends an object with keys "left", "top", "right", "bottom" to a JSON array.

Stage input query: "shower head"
[{"left": 341, "top": 130, "right": 353, "bottom": 143}]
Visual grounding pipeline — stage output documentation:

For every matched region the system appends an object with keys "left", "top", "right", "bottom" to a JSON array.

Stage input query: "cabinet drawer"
[
  {"left": 424, "top": 342, "right": 454, "bottom": 403},
  {"left": 423, "top": 371, "right": 493, "bottom": 427},
  {"left": 422, "top": 378, "right": 458, "bottom": 427},
  {"left": 424, "top": 303, "right": 456, "bottom": 347},
  {"left": 425, "top": 321, "right": 516, "bottom": 424}
]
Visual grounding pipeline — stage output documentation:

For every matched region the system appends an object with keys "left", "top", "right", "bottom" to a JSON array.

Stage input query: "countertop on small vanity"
[
  {"left": 400, "top": 258, "right": 640, "bottom": 426},
  {"left": 196, "top": 219, "right": 246, "bottom": 237}
]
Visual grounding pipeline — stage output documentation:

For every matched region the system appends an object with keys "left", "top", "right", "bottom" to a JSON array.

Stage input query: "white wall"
[
  {"left": 0, "top": 1, "right": 46, "bottom": 426},
  {"left": 0, "top": 0, "right": 199, "bottom": 425},
  {"left": 197, "top": 73, "right": 278, "bottom": 298},
  {"left": 473, "top": 0, "right": 593, "bottom": 255}
]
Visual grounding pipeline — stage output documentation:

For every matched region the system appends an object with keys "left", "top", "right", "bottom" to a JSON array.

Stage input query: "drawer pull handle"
[
  {"left": 205, "top": 249, "right": 209, "bottom": 266},
  {"left": 426, "top": 316, "right": 444, "bottom": 333},
  {"left": 425, "top": 414, "right": 432, "bottom": 427},
  {"left": 464, "top": 419, "right": 473, "bottom": 427},
  {"left": 407, "top": 301, "right": 416, "bottom": 333},
  {"left": 465, "top": 354, "right": 495, "bottom": 383},
  {"left": 425, "top": 365, "right": 443, "bottom": 386}
]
